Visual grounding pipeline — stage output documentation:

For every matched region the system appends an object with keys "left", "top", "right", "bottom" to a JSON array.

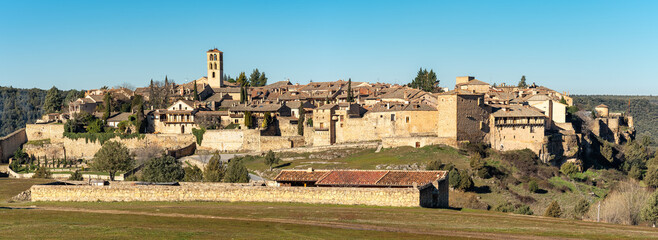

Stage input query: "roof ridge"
[{"left": 374, "top": 170, "right": 390, "bottom": 185}]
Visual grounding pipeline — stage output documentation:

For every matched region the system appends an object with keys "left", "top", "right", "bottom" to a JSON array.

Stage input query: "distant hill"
[
  {"left": 0, "top": 87, "right": 47, "bottom": 136},
  {"left": 572, "top": 95, "right": 658, "bottom": 144}
]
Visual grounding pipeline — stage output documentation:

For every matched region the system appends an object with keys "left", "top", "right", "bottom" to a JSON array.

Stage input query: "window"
[
  {"left": 178, "top": 104, "right": 181, "bottom": 110},
  {"left": 320, "top": 123, "right": 324, "bottom": 129},
  {"left": 406, "top": 116, "right": 410, "bottom": 123},
  {"left": 390, "top": 114, "right": 395, "bottom": 121},
  {"left": 212, "top": 72, "right": 215, "bottom": 78}
]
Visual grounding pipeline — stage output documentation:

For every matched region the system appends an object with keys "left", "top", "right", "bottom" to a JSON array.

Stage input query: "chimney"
[{"left": 306, "top": 167, "right": 314, "bottom": 173}]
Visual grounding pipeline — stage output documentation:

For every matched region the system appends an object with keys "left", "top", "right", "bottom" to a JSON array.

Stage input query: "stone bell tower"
[{"left": 207, "top": 48, "right": 223, "bottom": 88}]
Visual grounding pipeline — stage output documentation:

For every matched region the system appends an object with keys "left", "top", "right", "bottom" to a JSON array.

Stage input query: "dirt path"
[{"left": 23, "top": 206, "right": 575, "bottom": 240}]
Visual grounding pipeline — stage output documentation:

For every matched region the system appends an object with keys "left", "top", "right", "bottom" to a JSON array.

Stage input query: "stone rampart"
[
  {"left": 1, "top": 128, "right": 27, "bottom": 162},
  {"left": 26, "top": 124, "right": 64, "bottom": 142},
  {"left": 31, "top": 183, "right": 421, "bottom": 207},
  {"left": 23, "top": 132, "right": 195, "bottom": 160}
]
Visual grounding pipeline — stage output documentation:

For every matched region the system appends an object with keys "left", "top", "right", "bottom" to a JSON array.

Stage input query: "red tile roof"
[
  {"left": 274, "top": 170, "right": 330, "bottom": 182},
  {"left": 275, "top": 169, "right": 447, "bottom": 187}
]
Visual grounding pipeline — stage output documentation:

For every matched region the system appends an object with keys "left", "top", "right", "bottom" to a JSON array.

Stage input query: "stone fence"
[{"left": 31, "top": 182, "right": 426, "bottom": 207}]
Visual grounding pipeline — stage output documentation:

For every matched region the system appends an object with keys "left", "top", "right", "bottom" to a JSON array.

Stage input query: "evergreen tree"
[
  {"left": 297, "top": 103, "right": 305, "bottom": 136},
  {"left": 183, "top": 165, "right": 203, "bottom": 182},
  {"left": 102, "top": 92, "right": 112, "bottom": 121},
  {"left": 63, "top": 90, "right": 80, "bottom": 107},
  {"left": 347, "top": 78, "right": 354, "bottom": 102},
  {"left": 141, "top": 155, "right": 185, "bottom": 182},
  {"left": 236, "top": 72, "right": 248, "bottom": 86},
  {"left": 518, "top": 75, "right": 528, "bottom": 88},
  {"left": 249, "top": 69, "right": 268, "bottom": 87},
  {"left": 193, "top": 80, "right": 199, "bottom": 101},
  {"left": 164, "top": 76, "right": 170, "bottom": 106},
  {"left": 262, "top": 112, "right": 272, "bottom": 129},
  {"left": 204, "top": 152, "right": 225, "bottom": 182},
  {"left": 224, "top": 158, "right": 249, "bottom": 183},
  {"left": 264, "top": 150, "right": 280, "bottom": 171},
  {"left": 91, "top": 141, "right": 134, "bottom": 181},
  {"left": 244, "top": 111, "right": 253, "bottom": 128},
  {"left": 409, "top": 68, "right": 439, "bottom": 92},
  {"left": 43, "top": 86, "right": 62, "bottom": 113}
]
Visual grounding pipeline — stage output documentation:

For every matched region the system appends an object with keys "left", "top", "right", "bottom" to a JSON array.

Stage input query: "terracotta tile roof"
[
  {"left": 377, "top": 171, "right": 446, "bottom": 186},
  {"left": 315, "top": 170, "right": 386, "bottom": 186},
  {"left": 274, "top": 170, "right": 330, "bottom": 182},
  {"left": 276, "top": 169, "right": 447, "bottom": 187}
]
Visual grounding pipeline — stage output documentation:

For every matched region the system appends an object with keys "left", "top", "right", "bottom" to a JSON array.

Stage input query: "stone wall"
[
  {"left": 26, "top": 124, "right": 64, "bottom": 142},
  {"left": 200, "top": 129, "right": 303, "bottom": 152},
  {"left": 1, "top": 128, "right": 27, "bottom": 162},
  {"left": 24, "top": 131, "right": 195, "bottom": 160},
  {"left": 31, "top": 183, "right": 429, "bottom": 207}
]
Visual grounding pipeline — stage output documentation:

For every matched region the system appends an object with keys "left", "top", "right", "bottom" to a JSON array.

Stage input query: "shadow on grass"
[
  {"left": 472, "top": 185, "right": 491, "bottom": 194},
  {"left": 0, "top": 206, "right": 37, "bottom": 210},
  {"left": 534, "top": 189, "right": 548, "bottom": 194},
  {"left": 274, "top": 162, "right": 291, "bottom": 169}
]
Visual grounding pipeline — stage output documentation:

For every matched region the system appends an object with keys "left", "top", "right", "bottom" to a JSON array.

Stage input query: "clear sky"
[{"left": 1, "top": 0, "right": 656, "bottom": 94}]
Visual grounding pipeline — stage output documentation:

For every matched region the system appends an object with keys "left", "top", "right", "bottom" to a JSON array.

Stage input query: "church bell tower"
[{"left": 207, "top": 48, "right": 223, "bottom": 88}]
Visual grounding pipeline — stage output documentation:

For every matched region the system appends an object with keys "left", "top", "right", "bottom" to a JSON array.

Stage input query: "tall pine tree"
[
  {"left": 43, "top": 86, "right": 62, "bottom": 113},
  {"left": 409, "top": 68, "right": 439, "bottom": 92},
  {"left": 518, "top": 75, "right": 528, "bottom": 88}
]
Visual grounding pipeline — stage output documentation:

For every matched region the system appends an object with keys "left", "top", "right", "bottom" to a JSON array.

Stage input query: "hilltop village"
[{"left": 23, "top": 48, "right": 635, "bottom": 168}]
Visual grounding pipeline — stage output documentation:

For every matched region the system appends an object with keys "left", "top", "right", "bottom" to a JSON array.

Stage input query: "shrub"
[
  {"left": 528, "top": 180, "right": 539, "bottom": 193},
  {"left": 629, "top": 165, "right": 643, "bottom": 180},
  {"left": 191, "top": 127, "right": 206, "bottom": 145},
  {"left": 573, "top": 199, "right": 590, "bottom": 220},
  {"left": 598, "top": 181, "right": 649, "bottom": 225},
  {"left": 68, "top": 170, "right": 83, "bottom": 181},
  {"left": 141, "top": 155, "right": 185, "bottom": 182},
  {"left": 457, "top": 171, "right": 474, "bottom": 191},
  {"left": 224, "top": 158, "right": 249, "bottom": 183},
  {"left": 204, "top": 153, "right": 225, "bottom": 182},
  {"left": 32, "top": 167, "right": 51, "bottom": 179},
  {"left": 514, "top": 205, "right": 534, "bottom": 215},
  {"left": 183, "top": 165, "right": 203, "bottom": 182},
  {"left": 544, "top": 201, "right": 562, "bottom": 218},
  {"left": 560, "top": 162, "right": 579, "bottom": 177},
  {"left": 426, "top": 160, "right": 444, "bottom": 171},
  {"left": 646, "top": 167, "right": 658, "bottom": 188},
  {"left": 494, "top": 202, "right": 516, "bottom": 213},
  {"left": 641, "top": 190, "right": 658, "bottom": 227}
]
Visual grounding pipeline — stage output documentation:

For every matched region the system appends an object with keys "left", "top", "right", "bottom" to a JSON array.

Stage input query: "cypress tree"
[
  {"left": 297, "top": 103, "right": 305, "bottom": 136},
  {"left": 347, "top": 78, "right": 354, "bottom": 102},
  {"left": 193, "top": 80, "right": 199, "bottom": 101}
]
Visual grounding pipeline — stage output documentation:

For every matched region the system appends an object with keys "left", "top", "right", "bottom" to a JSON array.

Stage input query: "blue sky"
[{"left": 1, "top": 1, "right": 656, "bottom": 94}]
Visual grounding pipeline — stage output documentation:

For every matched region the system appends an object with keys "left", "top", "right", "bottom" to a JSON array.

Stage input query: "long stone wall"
[
  {"left": 1, "top": 128, "right": 27, "bottom": 162},
  {"left": 30, "top": 183, "right": 422, "bottom": 207},
  {"left": 23, "top": 124, "right": 195, "bottom": 159}
]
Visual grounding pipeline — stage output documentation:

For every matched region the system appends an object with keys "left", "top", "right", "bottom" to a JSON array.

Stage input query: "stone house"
[
  {"left": 526, "top": 94, "right": 567, "bottom": 129},
  {"left": 274, "top": 169, "right": 449, "bottom": 208},
  {"left": 455, "top": 77, "right": 491, "bottom": 94},
  {"left": 68, "top": 95, "right": 104, "bottom": 114},
  {"left": 489, "top": 105, "right": 546, "bottom": 153}
]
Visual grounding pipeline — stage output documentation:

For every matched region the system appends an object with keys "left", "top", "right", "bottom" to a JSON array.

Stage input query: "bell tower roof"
[{"left": 207, "top": 48, "right": 223, "bottom": 53}]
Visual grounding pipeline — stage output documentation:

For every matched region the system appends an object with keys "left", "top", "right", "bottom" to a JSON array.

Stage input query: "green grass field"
[{"left": 1, "top": 178, "right": 658, "bottom": 239}]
